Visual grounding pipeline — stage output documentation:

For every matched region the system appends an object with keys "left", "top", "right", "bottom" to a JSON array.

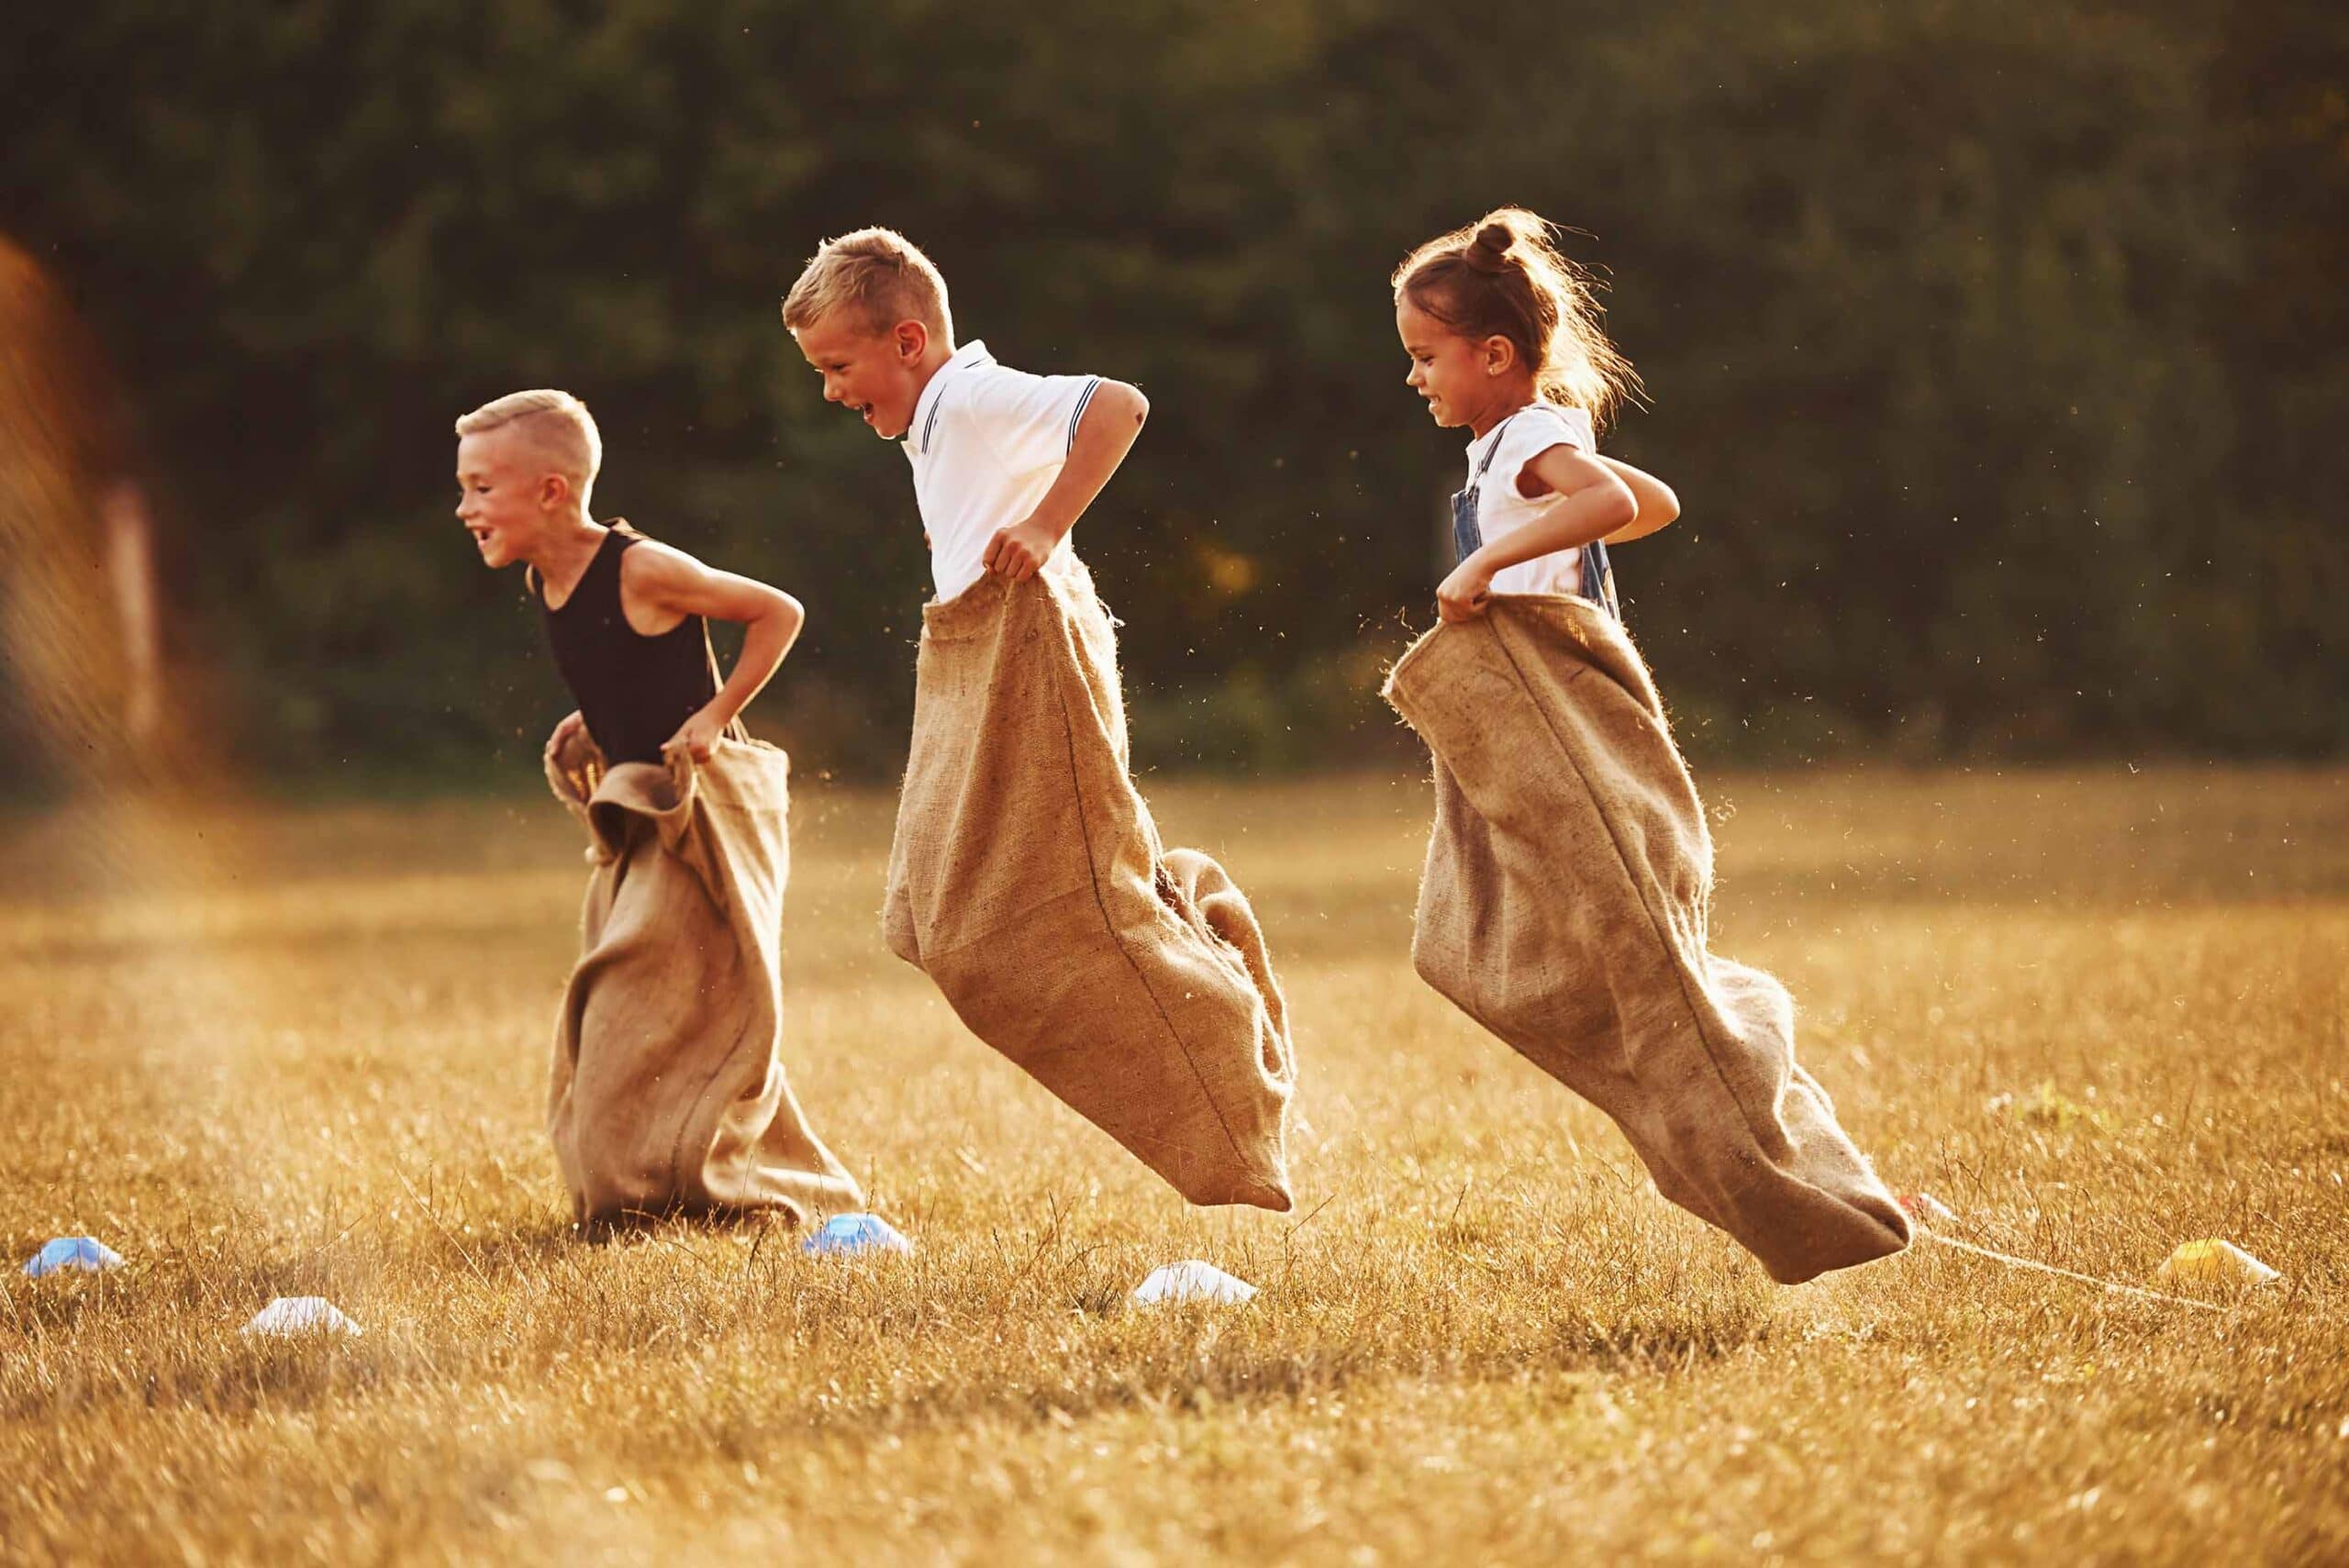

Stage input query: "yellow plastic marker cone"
[{"left": 2155, "top": 1240, "right": 2279, "bottom": 1289}]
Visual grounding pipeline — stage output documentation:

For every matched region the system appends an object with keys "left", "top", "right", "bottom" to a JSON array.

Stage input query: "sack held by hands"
[
  {"left": 882, "top": 561, "right": 1297, "bottom": 1210},
  {"left": 544, "top": 725, "right": 862, "bottom": 1227},
  {"left": 1383, "top": 595, "right": 1908, "bottom": 1283}
]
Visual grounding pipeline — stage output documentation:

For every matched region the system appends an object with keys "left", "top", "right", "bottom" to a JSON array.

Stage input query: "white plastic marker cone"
[
  {"left": 241, "top": 1296, "right": 363, "bottom": 1337},
  {"left": 2155, "top": 1240, "right": 2279, "bottom": 1289},
  {"left": 1898, "top": 1193, "right": 1957, "bottom": 1226},
  {"left": 24, "top": 1237, "right": 124, "bottom": 1277},
  {"left": 1132, "top": 1261, "right": 1257, "bottom": 1306}
]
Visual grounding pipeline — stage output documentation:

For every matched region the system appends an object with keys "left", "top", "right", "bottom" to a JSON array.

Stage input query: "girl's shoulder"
[
  {"left": 1517, "top": 400, "right": 1595, "bottom": 451},
  {"left": 1483, "top": 402, "right": 1594, "bottom": 483}
]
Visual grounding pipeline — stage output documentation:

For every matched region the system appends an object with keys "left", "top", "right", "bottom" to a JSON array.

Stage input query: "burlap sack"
[
  {"left": 882, "top": 561, "right": 1296, "bottom": 1211},
  {"left": 1383, "top": 595, "right": 1909, "bottom": 1283},
  {"left": 544, "top": 726, "right": 862, "bottom": 1227}
]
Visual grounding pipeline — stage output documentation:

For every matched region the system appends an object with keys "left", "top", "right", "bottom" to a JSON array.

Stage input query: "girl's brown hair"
[{"left": 1392, "top": 206, "right": 1642, "bottom": 435}]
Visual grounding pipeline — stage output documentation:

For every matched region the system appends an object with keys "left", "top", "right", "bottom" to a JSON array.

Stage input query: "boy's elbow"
[
  {"left": 1108, "top": 380, "right": 1148, "bottom": 428},
  {"left": 769, "top": 589, "right": 805, "bottom": 637}
]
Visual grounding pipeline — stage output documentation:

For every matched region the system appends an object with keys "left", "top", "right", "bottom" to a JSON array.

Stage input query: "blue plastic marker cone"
[
  {"left": 25, "top": 1237, "right": 124, "bottom": 1278},
  {"left": 802, "top": 1213, "right": 914, "bottom": 1257}
]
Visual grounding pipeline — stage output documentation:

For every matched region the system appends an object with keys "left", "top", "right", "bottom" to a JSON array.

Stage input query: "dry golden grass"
[{"left": 4, "top": 763, "right": 2345, "bottom": 1564}]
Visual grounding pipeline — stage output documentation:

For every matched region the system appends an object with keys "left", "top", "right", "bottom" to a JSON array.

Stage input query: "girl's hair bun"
[
  {"left": 1390, "top": 205, "right": 1644, "bottom": 435},
  {"left": 1465, "top": 220, "right": 1515, "bottom": 272}
]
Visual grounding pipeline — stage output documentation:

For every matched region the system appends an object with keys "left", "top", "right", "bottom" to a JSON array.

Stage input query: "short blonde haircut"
[
  {"left": 782, "top": 227, "right": 952, "bottom": 340},
  {"left": 453, "top": 389, "right": 602, "bottom": 504}
]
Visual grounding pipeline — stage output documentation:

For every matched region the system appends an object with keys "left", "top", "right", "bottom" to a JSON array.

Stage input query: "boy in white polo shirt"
[
  {"left": 781, "top": 228, "right": 1298, "bottom": 1210},
  {"left": 782, "top": 227, "right": 1147, "bottom": 599}
]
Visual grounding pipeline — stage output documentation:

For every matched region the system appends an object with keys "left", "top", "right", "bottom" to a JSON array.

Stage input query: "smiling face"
[
  {"left": 1397, "top": 295, "right": 1524, "bottom": 434},
  {"left": 453, "top": 426, "right": 567, "bottom": 570},
  {"left": 791, "top": 310, "right": 932, "bottom": 439}
]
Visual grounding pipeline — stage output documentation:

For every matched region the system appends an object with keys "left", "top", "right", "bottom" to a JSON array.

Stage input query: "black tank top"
[{"left": 534, "top": 523, "right": 720, "bottom": 766}]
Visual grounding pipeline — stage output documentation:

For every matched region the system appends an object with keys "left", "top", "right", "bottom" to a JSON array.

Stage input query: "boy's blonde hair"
[
  {"left": 1393, "top": 207, "right": 1642, "bottom": 436},
  {"left": 782, "top": 227, "right": 953, "bottom": 341},
  {"left": 453, "top": 389, "right": 602, "bottom": 504}
]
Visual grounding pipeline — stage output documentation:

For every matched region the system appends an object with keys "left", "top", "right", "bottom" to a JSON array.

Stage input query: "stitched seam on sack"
[
  {"left": 1043, "top": 582, "right": 1252, "bottom": 1170},
  {"left": 640, "top": 773, "right": 784, "bottom": 1207},
  {"left": 562, "top": 842, "right": 684, "bottom": 1206},
  {"left": 669, "top": 992, "right": 764, "bottom": 1203},
  {"left": 672, "top": 825, "right": 802, "bottom": 1208},
  {"left": 1483, "top": 610, "right": 1781, "bottom": 1145}
]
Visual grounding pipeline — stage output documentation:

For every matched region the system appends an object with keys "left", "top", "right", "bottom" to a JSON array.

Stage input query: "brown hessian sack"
[
  {"left": 544, "top": 726, "right": 863, "bottom": 1228},
  {"left": 882, "top": 559, "right": 1297, "bottom": 1210},
  {"left": 1383, "top": 595, "right": 1909, "bottom": 1283}
]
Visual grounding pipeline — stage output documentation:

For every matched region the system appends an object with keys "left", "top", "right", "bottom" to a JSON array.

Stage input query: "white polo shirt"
[
  {"left": 901, "top": 339, "right": 1103, "bottom": 602},
  {"left": 1462, "top": 402, "right": 1599, "bottom": 596}
]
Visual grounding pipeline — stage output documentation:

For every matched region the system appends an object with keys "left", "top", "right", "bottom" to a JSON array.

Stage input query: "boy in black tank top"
[
  {"left": 451, "top": 389, "right": 863, "bottom": 1229},
  {"left": 529, "top": 521, "right": 724, "bottom": 768},
  {"left": 454, "top": 403, "right": 799, "bottom": 766}
]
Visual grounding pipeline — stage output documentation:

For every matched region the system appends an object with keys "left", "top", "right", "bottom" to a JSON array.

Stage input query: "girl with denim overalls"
[
  {"left": 1383, "top": 214, "right": 1920, "bottom": 1284},
  {"left": 1393, "top": 207, "right": 1677, "bottom": 624}
]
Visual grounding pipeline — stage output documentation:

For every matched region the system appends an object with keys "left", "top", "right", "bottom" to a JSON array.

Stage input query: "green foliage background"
[{"left": 6, "top": 0, "right": 2342, "bottom": 783}]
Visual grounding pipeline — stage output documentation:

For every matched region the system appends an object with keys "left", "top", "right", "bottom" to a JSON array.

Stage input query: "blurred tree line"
[{"left": 4, "top": 0, "right": 2341, "bottom": 787}]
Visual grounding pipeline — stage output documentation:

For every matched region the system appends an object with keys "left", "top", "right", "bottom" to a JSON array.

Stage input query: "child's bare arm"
[
  {"left": 1598, "top": 456, "right": 1679, "bottom": 542},
  {"left": 1438, "top": 446, "right": 1636, "bottom": 622},
  {"left": 626, "top": 543, "right": 806, "bottom": 761},
  {"left": 1515, "top": 447, "right": 1677, "bottom": 541},
  {"left": 983, "top": 381, "right": 1150, "bottom": 582}
]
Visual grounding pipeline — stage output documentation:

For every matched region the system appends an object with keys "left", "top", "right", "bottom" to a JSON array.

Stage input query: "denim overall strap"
[
  {"left": 1579, "top": 538, "right": 1622, "bottom": 621},
  {"left": 1448, "top": 412, "right": 1520, "bottom": 567}
]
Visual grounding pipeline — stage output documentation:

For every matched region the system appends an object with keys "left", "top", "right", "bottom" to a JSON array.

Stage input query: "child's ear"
[
  {"left": 1483, "top": 335, "right": 1517, "bottom": 377},
  {"left": 895, "top": 319, "right": 928, "bottom": 364}
]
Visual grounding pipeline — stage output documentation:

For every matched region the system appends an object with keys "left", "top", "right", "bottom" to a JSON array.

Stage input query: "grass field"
[{"left": 4, "top": 763, "right": 2346, "bottom": 1563}]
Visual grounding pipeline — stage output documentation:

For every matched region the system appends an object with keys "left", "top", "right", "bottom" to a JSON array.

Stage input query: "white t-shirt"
[
  {"left": 902, "top": 339, "right": 1103, "bottom": 602},
  {"left": 1462, "top": 402, "right": 1598, "bottom": 596}
]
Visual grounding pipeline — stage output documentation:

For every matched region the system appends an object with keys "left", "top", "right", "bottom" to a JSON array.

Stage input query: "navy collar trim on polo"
[{"left": 907, "top": 339, "right": 994, "bottom": 455}]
